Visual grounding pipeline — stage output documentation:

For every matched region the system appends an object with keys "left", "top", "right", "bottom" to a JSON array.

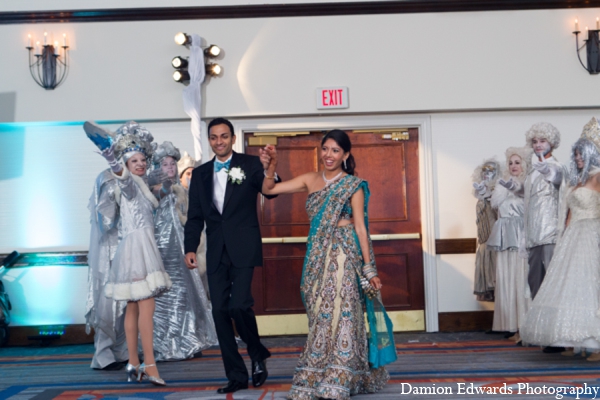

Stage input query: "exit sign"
[{"left": 316, "top": 87, "right": 349, "bottom": 109}]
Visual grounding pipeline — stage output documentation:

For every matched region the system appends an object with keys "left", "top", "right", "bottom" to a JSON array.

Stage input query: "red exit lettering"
[
  {"left": 321, "top": 89, "right": 344, "bottom": 106},
  {"left": 316, "top": 87, "right": 348, "bottom": 109}
]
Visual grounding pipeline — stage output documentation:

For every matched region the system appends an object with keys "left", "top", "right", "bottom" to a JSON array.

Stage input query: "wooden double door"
[{"left": 245, "top": 128, "right": 424, "bottom": 323}]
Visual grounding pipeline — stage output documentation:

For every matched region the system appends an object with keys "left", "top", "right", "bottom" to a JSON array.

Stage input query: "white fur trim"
[
  {"left": 114, "top": 185, "right": 121, "bottom": 206},
  {"left": 104, "top": 271, "right": 172, "bottom": 301},
  {"left": 172, "top": 185, "right": 188, "bottom": 226},
  {"left": 131, "top": 173, "right": 159, "bottom": 208},
  {"left": 111, "top": 168, "right": 159, "bottom": 208}
]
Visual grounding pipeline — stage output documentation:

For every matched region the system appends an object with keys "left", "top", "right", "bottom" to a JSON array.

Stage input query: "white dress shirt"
[{"left": 213, "top": 155, "right": 232, "bottom": 214}]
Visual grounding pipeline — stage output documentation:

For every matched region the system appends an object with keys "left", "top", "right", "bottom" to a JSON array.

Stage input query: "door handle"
[{"left": 262, "top": 233, "right": 420, "bottom": 244}]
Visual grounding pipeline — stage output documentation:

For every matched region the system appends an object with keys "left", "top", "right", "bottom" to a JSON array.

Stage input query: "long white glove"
[
  {"left": 498, "top": 178, "right": 517, "bottom": 191},
  {"left": 532, "top": 157, "right": 551, "bottom": 175},
  {"left": 147, "top": 169, "right": 164, "bottom": 186},
  {"left": 472, "top": 181, "right": 488, "bottom": 197},
  {"left": 148, "top": 169, "right": 172, "bottom": 194},
  {"left": 100, "top": 145, "right": 122, "bottom": 174}
]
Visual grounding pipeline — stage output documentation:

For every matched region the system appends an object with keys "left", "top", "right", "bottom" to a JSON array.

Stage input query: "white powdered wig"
[
  {"left": 504, "top": 146, "right": 533, "bottom": 182},
  {"left": 524, "top": 122, "right": 561, "bottom": 149},
  {"left": 471, "top": 156, "right": 502, "bottom": 196}
]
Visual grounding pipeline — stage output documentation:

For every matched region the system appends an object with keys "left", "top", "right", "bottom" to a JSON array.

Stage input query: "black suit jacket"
[{"left": 184, "top": 151, "right": 275, "bottom": 272}]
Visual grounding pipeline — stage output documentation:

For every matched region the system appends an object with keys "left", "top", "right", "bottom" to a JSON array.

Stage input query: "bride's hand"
[
  {"left": 369, "top": 276, "right": 382, "bottom": 290},
  {"left": 264, "top": 145, "right": 277, "bottom": 168}
]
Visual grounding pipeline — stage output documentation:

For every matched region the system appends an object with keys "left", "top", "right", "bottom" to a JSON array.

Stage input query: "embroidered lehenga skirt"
[{"left": 288, "top": 225, "right": 389, "bottom": 400}]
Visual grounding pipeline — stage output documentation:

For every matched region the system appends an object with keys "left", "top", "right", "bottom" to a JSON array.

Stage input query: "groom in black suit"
[{"left": 184, "top": 117, "right": 276, "bottom": 394}]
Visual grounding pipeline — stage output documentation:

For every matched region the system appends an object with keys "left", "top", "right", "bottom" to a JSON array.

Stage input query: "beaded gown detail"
[{"left": 521, "top": 186, "right": 600, "bottom": 349}]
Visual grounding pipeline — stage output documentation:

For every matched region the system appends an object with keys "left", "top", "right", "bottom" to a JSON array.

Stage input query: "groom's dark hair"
[{"left": 208, "top": 117, "right": 235, "bottom": 136}]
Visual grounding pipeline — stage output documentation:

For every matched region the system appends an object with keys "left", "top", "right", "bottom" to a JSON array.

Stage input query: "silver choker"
[{"left": 322, "top": 170, "right": 343, "bottom": 186}]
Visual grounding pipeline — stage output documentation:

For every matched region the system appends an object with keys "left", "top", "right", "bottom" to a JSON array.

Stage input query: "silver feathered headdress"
[
  {"left": 524, "top": 122, "right": 561, "bottom": 149},
  {"left": 113, "top": 121, "right": 155, "bottom": 161},
  {"left": 152, "top": 141, "right": 181, "bottom": 167},
  {"left": 177, "top": 151, "right": 198, "bottom": 177}
]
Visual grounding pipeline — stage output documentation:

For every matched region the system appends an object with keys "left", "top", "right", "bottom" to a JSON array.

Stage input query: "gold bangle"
[{"left": 265, "top": 176, "right": 275, "bottom": 180}]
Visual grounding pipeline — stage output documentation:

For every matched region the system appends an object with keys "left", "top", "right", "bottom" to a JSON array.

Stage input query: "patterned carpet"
[{"left": 2, "top": 332, "right": 600, "bottom": 399}]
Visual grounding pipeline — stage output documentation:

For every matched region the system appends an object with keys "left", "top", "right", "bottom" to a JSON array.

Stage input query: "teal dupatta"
[{"left": 301, "top": 175, "right": 397, "bottom": 369}]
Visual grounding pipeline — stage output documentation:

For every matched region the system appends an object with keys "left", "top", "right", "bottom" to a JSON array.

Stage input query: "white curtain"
[{"left": 182, "top": 34, "right": 206, "bottom": 162}]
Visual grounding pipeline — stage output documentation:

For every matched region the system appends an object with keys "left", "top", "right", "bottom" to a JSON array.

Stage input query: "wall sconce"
[
  {"left": 172, "top": 32, "right": 222, "bottom": 84},
  {"left": 573, "top": 18, "right": 600, "bottom": 74},
  {"left": 26, "top": 32, "right": 70, "bottom": 90}
]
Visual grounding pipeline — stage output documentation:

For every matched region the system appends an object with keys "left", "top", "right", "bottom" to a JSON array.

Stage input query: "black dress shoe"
[
  {"left": 252, "top": 360, "right": 268, "bottom": 387},
  {"left": 543, "top": 346, "right": 566, "bottom": 353},
  {"left": 217, "top": 380, "right": 248, "bottom": 394}
]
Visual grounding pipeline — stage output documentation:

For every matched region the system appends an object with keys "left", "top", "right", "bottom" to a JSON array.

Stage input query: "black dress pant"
[{"left": 208, "top": 249, "right": 271, "bottom": 383}]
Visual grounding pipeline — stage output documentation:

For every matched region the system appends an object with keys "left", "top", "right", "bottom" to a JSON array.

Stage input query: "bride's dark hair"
[{"left": 321, "top": 129, "right": 356, "bottom": 175}]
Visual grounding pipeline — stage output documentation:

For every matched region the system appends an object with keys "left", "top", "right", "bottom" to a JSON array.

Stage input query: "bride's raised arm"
[{"left": 261, "top": 145, "right": 312, "bottom": 195}]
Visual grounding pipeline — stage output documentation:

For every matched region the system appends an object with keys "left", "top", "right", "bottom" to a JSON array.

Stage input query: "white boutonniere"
[{"left": 227, "top": 167, "right": 246, "bottom": 184}]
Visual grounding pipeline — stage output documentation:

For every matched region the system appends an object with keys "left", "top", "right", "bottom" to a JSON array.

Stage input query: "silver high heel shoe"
[
  {"left": 125, "top": 363, "right": 140, "bottom": 382},
  {"left": 138, "top": 363, "right": 166, "bottom": 386}
]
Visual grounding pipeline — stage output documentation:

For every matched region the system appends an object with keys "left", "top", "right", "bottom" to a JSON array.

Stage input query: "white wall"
[
  {"left": 1, "top": 8, "right": 600, "bottom": 123},
  {"left": 2, "top": 7, "right": 600, "bottom": 323}
]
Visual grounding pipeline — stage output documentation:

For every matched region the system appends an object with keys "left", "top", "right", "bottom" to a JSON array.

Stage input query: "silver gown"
[
  {"left": 488, "top": 185, "right": 530, "bottom": 332},
  {"left": 86, "top": 169, "right": 128, "bottom": 369},
  {"left": 521, "top": 187, "right": 600, "bottom": 349},
  {"left": 153, "top": 185, "right": 217, "bottom": 361},
  {"left": 104, "top": 168, "right": 172, "bottom": 301}
]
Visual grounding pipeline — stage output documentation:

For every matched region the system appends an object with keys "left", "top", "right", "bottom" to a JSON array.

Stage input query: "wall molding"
[
  {"left": 2, "top": 1, "right": 600, "bottom": 25},
  {"left": 438, "top": 310, "right": 493, "bottom": 332},
  {"left": 436, "top": 238, "right": 477, "bottom": 254}
]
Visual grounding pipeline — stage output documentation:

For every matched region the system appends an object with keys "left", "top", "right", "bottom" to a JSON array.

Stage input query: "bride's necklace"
[{"left": 322, "top": 170, "right": 343, "bottom": 186}]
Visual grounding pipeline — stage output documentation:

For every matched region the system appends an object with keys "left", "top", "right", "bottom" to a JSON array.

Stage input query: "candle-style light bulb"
[
  {"left": 63, "top": 33, "right": 67, "bottom": 47},
  {"left": 44, "top": 32, "right": 47, "bottom": 45},
  {"left": 54, "top": 41, "right": 59, "bottom": 54},
  {"left": 596, "top": 17, "right": 599, "bottom": 30},
  {"left": 36, "top": 41, "right": 40, "bottom": 54},
  {"left": 575, "top": 18, "right": 580, "bottom": 32},
  {"left": 27, "top": 34, "right": 32, "bottom": 48}
]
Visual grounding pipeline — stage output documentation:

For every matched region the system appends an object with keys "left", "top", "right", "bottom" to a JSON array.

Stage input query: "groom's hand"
[
  {"left": 259, "top": 147, "right": 271, "bottom": 170},
  {"left": 185, "top": 252, "right": 198, "bottom": 269}
]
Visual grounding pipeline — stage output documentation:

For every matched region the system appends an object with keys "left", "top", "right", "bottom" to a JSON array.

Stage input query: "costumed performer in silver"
[
  {"left": 471, "top": 158, "right": 500, "bottom": 302},
  {"left": 488, "top": 147, "right": 532, "bottom": 341},
  {"left": 150, "top": 142, "right": 217, "bottom": 361},
  {"left": 178, "top": 151, "right": 209, "bottom": 297},
  {"left": 91, "top": 121, "right": 172, "bottom": 385},
  {"left": 521, "top": 117, "right": 600, "bottom": 361},
  {"left": 84, "top": 122, "right": 128, "bottom": 370},
  {"left": 523, "top": 123, "right": 567, "bottom": 302}
]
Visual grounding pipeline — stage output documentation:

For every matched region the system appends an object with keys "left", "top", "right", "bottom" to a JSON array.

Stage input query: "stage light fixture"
[
  {"left": 174, "top": 32, "right": 192, "bottom": 46},
  {"left": 206, "top": 63, "right": 222, "bottom": 77},
  {"left": 173, "top": 70, "right": 190, "bottom": 83},
  {"left": 204, "top": 45, "right": 221, "bottom": 58},
  {"left": 171, "top": 56, "right": 188, "bottom": 69}
]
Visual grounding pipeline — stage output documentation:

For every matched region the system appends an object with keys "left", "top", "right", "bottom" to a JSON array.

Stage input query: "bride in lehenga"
[
  {"left": 262, "top": 130, "right": 397, "bottom": 400},
  {"left": 520, "top": 118, "right": 600, "bottom": 360}
]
